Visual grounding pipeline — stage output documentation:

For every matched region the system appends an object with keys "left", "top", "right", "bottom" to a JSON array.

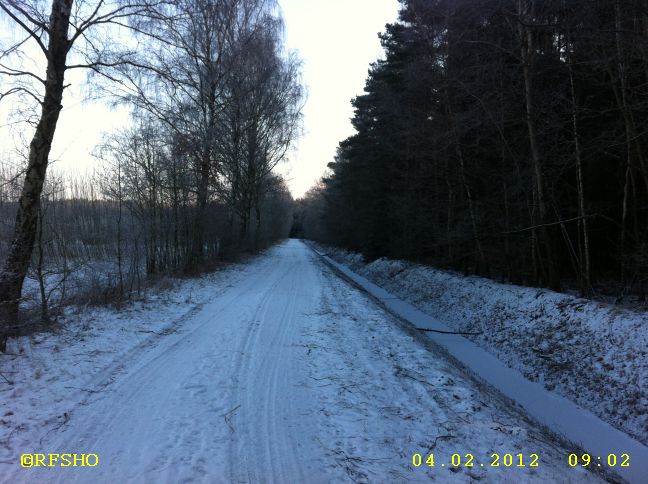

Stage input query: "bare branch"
[
  {"left": 0, "top": 2, "right": 48, "bottom": 58},
  {"left": 5, "top": 0, "right": 49, "bottom": 32},
  {"left": 0, "top": 86, "right": 42, "bottom": 105},
  {"left": 0, "top": 63, "right": 45, "bottom": 84}
]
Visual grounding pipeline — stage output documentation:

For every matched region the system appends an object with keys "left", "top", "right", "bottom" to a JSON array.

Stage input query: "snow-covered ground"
[
  {"left": 318, "top": 244, "right": 648, "bottom": 449},
  {"left": 19, "top": 258, "right": 130, "bottom": 311},
  {"left": 1, "top": 240, "right": 608, "bottom": 482}
]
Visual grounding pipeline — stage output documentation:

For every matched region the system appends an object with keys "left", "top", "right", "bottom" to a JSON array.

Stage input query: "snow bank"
[{"left": 317, "top": 245, "right": 648, "bottom": 448}]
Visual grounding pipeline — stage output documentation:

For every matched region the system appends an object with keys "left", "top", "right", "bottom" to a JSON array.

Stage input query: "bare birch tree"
[{"left": 0, "top": 0, "right": 167, "bottom": 345}]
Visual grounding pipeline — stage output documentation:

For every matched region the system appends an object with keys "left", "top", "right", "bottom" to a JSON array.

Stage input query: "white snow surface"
[
  {"left": 1, "top": 240, "right": 608, "bottom": 483},
  {"left": 319, "top": 245, "right": 648, "bottom": 448}
]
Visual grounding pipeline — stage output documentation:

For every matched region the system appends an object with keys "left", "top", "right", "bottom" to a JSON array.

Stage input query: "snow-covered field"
[
  {"left": 1, "top": 240, "right": 608, "bottom": 482},
  {"left": 318, "top": 244, "right": 648, "bottom": 448}
]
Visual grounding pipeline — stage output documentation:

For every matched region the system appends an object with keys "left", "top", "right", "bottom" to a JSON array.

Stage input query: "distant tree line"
[
  {"left": 0, "top": 0, "right": 301, "bottom": 344},
  {"left": 298, "top": 0, "right": 648, "bottom": 299}
]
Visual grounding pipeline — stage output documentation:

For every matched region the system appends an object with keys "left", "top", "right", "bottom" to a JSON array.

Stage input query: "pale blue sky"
[{"left": 279, "top": 0, "right": 400, "bottom": 196}]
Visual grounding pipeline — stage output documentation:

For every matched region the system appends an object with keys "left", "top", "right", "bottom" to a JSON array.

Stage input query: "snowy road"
[{"left": 4, "top": 240, "right": 603, "bottom": 483}]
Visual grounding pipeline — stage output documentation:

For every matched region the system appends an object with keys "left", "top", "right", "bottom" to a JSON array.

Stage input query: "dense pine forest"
[{"left": 296, "top": 0, "right": 648, "bottom": 299}]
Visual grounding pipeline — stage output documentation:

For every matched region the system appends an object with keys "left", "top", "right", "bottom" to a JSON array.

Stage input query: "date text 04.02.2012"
[{"left": 411, "top": 453, "right": 539, "bottom": 469}]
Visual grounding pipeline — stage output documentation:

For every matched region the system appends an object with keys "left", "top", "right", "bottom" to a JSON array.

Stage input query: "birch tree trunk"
[{"left": 0, "top": 0, "right": 73, "bottom": 344}]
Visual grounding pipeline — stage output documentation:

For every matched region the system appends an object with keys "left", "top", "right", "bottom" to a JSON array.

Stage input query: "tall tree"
[{"left": 0, "top": 0, "right": 165, "bottom": 340}]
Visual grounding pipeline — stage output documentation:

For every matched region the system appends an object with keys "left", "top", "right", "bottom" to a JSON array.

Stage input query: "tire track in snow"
[{"left": 228, "top": 247, "right": 320, "bottom": 483}]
